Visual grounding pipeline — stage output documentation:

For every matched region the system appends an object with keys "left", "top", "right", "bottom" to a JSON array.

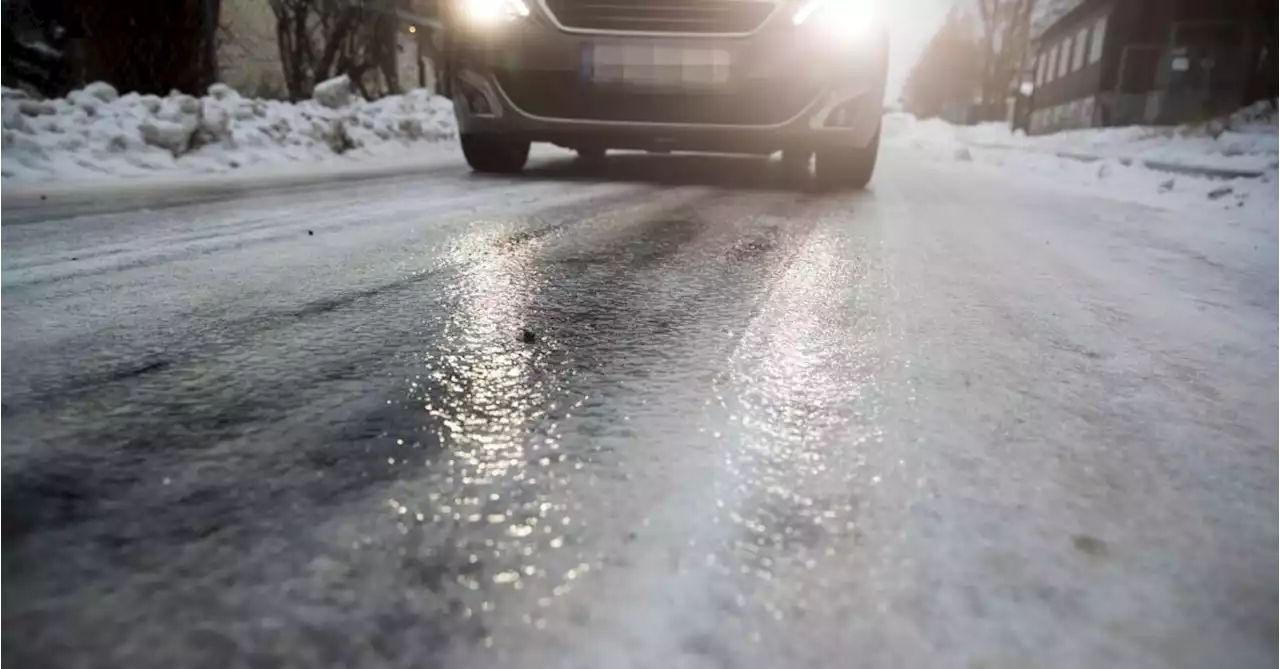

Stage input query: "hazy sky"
[{"left": 883, "top": 0, "right": 956, "bottom": 99}]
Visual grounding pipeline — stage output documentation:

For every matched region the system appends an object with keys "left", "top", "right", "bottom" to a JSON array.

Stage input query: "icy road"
[{"left": 2, "top": 151, "right": 1277, "bottom": 669}]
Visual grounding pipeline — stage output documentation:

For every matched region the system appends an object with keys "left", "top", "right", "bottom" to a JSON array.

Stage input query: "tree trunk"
[
  {"left": 1245, "top": 0, "right": 1277, "bottom": 103},
  {"left": 316, "top": 5, "right": 360, "bottom": 81},
  {"left": 201, "top": 0, "right": 221, "bottom": 88}
]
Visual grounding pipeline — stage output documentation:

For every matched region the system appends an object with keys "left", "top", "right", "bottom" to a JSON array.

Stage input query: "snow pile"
[
  {"left": 2, "top": 76, "right": 457, "bottom": 182},
  {"left": 882, "top": 112, "right": 967, "bottom": 153},
  {"left": 884, "top": 103, "right": 1279, "bottom": 174},
  {"left": 882, "top": 108, "right": 1279, "bottom": 216},
  {"left": 1213, "top": 98, "right": 1279, "bottom": 135},
  {"left": 962, "top": 121, "right": 1278, "bottom": 174}
]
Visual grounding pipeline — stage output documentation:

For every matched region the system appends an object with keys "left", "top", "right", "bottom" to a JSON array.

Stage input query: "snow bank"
[
  {"left": 963, "top": 122, "right": 1277, "bottom": 174},
  {"left": 884, "top": 103, "right": 1279, "bottom": 174},
  {"left": 1, "top": 76, "right": 457, "bottom": 182},
  {"left": 883, "top": 106, "right": 1279, "bottom": 217}
]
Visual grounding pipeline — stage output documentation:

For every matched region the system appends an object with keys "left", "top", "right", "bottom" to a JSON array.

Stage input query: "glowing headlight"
[
  {"left": 792, "top": 0, "right": 882, "bottom": 40},
  {"left": 460, "top": 0, "right": 530, "bottom": 25}
]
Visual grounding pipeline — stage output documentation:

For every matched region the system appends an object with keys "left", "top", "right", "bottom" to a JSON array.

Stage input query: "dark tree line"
[
  {"left": 2, "top": 0, "right": 221, "bottom": 97},
  {"left": 901, "top": 8, "right": 985, "bottom": 120},
  {"left": 902, "top": 1, "right": 1037, "bottom": 122},
  {"left": 975, "top": 0, "right": 1036, "bottom": 118},
  {"left": 2, "top": 0, "right": 415, "bottom": 101}
]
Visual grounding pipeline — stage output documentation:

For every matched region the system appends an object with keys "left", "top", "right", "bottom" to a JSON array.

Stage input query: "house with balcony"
[{"left": 1026, "top": 0, "right": 1270, "bottom": 134}]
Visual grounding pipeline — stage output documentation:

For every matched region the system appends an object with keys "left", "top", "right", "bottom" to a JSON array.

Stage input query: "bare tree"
[
  {"left": 366, "top": 7, "right": 401, "bottom": 97},
  {"left": 269, "top": 0, "right": 404, "bottom": 101},
  {"left": 903, "top": 7, "right": 984, "bottom": 121},
  {"left": 975, "top": 0, "right": 1036, "bottom": 118},
  {"left": 271, "top": 0, "right": 353, "bottom": 99}
]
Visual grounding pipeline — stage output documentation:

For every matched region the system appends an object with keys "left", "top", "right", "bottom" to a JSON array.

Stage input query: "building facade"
[{"left": 1027, "top": 0, "right": 1268, "bottom": 134}]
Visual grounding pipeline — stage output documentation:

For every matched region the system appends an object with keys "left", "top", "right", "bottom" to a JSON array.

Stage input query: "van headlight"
[
  {"left": 459, "top": 0, "right": 530, "bottom": 26},
  {"left": 792, "top": 0, "right": 882, "bottom": 41}
]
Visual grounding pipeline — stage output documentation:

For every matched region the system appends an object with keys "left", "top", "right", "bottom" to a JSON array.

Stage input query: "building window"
[
  {"left": 1047, "top": 45, "right": 1058, "bottom": 81},
  {"left": 1089, "top": 15, "right": 1107, "bottom": 64},
  {"left": 1036, "top": 53, "right": 1046, "bottom": 85},
  {"left": 1058, "top": 37, "right": 1072, "bottom": 77},
  {"left": 1072, "top": 27, "right": 1087, "bottom": 70}
]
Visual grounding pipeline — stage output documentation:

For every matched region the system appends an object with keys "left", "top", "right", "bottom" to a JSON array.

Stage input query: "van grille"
[
  {"left": 495, "top": 71, "right": 817, "bottom": 125},
  {"left": 542, "top": 0, "right": 776, "bottom": 34}
]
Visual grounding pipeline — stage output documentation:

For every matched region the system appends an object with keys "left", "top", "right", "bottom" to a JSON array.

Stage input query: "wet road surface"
[{"left": 3, "top": 151, "right": 1277, "bottom": 668}]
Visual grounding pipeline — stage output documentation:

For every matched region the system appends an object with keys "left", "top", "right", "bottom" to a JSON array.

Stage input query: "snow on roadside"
[
  {"left": 884, "top": 103, "right": 1279, "bottom": 173},
  {"left": 962, "top": 104, "right": 1278, "bottom": 174},
  {"left": 2, "top": 76, "right": 457, "bottom": 183},
  {"left": 882, "top": 107, "right": 1279, "bottom": 219}
]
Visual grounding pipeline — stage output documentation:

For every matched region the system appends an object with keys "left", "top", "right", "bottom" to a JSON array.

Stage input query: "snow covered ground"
[
  {"left": 2, "top": 76, "right": 457, "bottom": 183},
  {"left": 882, "top": 106, "right": 1278, "bottom": 219},
  {"left": 888, "top": 103, "right": 1277, "bottom": 174},
  {"left": 3, "top": 78, "right": 1276, "bottom": 224}
]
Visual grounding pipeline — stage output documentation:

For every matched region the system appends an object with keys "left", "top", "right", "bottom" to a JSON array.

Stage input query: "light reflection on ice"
[{"left": 367, "top": 224, "right": 594, "bottom": 647}]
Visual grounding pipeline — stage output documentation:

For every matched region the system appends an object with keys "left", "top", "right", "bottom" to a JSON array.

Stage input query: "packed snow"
[
  {"left": 2, "top": 76, "right": 457, "bottom": 182},
  {"left": 883, "top": 105, "right": 1279, "bottom": 218},
  {"left": 973, "top": 106, "right": 1275, "bottom": 175},
  {"left": 884, "top": 102, "right": 1278, "bottom": 174}
]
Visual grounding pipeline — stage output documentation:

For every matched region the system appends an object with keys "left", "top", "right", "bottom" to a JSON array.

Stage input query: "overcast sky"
[{"left": 884, "top": 0, "right": 956, "bottom": 100}]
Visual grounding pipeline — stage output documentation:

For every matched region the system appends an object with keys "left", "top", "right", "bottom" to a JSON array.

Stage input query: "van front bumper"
[{"left": 448, "top": 11, "right": 887, "bottom": 153}]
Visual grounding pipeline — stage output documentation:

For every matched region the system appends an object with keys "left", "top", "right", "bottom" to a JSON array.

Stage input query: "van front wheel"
[
  {"left": 814, "top": 127, "right": 880, "bottom": 191},
  {"left": 461, "top": 134, "right": 530, "bottom": 174}
]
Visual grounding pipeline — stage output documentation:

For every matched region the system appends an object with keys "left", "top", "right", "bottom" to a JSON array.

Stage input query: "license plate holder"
[{"left": 582, "top": 43, "right": 732, "bottom": 90}]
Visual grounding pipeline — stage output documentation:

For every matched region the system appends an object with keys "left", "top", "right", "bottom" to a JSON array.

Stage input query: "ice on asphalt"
[{"left": 3, "top": 96, "right": 1276, "bottom": 668}]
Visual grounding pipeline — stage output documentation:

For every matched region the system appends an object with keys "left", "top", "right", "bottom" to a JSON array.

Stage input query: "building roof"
[{"left": 1032, "top": 0, "right": 1110, "bottom": 41}]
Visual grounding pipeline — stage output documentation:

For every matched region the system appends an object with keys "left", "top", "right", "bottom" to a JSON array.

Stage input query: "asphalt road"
[{"left": 3, "top": 150, "right": 1277, "bottom": 669}]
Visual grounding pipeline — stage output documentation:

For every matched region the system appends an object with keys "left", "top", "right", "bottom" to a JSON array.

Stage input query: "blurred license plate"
[{"left": 584, "top": 44, "right": 731, "bottom": 88}]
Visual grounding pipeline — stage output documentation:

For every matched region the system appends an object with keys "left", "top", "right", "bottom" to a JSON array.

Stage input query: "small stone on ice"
[{"left": 520, "top": 328, "right": 536, "bottom": 344}]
